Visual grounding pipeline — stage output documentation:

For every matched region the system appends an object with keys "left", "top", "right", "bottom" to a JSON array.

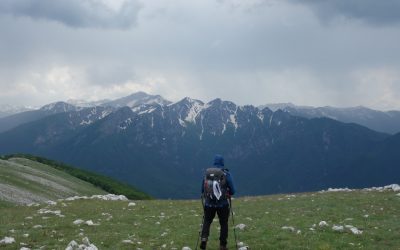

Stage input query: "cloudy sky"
[{"left": 1, "top": 0, "right": 400, "bottom": 110}]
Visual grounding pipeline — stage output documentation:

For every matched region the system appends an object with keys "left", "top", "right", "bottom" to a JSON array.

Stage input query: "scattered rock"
[
  {"left": 236, "top": 224, "right": 246, "bottom": 230},
  {"left": 182, "top": 247, "right": 192, "bottom": 250},
  {"left": 122, "top": 240, "right": 133, "bottom": 244},
  {"left": 363, "top": 184, "right": 400, "bottom": 192},
  {"left": 345, "top": 225, "right": 363, "bottom": 235},
  {"left": 319, "top": 221, "right": 328, "bottom": 227},
  {"left": 46, "top": 200, "right": 57, "bottom": 206},
  {"left": 128, "top": 202, "right": 136, "bottom": 207},
  {"left": 66, "top": 237, "right": 98, "bottom": 250},
  {"left": 321, "top": 188, "right": 353, "bottom": 193},
  {"left": 37, "top": 209, "right": 63, "bottom": 217},
  {"left": 73, "top": 219, "right": 84, "bottom": 225},
  {"left": 20, "top": 247, "right": 31, "bottom": 250},
  {"left": 33, "top": 225, "right": 43, "bottom": 229},
  {"left": 85, "top": 220, "right": 100, "bottom": 226},
  {"left": 281, "top": 226, "right": 295, "bottom": 232},
  {"left": 332, "top": 225, "right": 344, "bottom": 232},
  {"left": 0, "top": 236, "right": 15, "bottom": 244}
]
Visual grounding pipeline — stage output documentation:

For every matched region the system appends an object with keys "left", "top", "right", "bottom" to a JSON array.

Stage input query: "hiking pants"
[{"left": 201, "top": 205, "right": 230, "bottom": 246}]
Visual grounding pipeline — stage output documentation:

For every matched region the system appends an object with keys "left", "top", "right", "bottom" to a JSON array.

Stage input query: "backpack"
[{"left": 203, "top": 168, "right": 228, "bottom": 200}]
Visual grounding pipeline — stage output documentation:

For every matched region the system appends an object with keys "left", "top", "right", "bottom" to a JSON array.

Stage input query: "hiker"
[{"left": 200, "top": 155, "right": 236, "bottom": 250}]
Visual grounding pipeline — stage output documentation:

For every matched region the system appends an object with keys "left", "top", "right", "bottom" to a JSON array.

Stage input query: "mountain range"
[
  {"left": 0, "top": 92, "right": 399, "bottom": 198},
  {"left": 261, "top": 103, "right": 400, "bottom": 134},
  {"left": 0, "top": 104, "right": 36, "bottom": 118}
]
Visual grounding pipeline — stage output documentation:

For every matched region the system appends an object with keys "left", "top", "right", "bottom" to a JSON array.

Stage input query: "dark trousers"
[{"left": 201, "top": 205, "right": 230, "bottom": 246}]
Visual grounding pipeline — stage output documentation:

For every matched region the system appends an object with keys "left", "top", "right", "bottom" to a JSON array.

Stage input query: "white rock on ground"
[
  {"left": 46, "top": 200, "right": 57, "bottom": 206},
  {"left": 281, "top": 226, "right": 295, "bottom": 232},
  {"left": 20, "top": 247, "right": 31, "bottom": 250},
  {"left": 321, "top": 188, "right": 353, "bottom": 193},
  {"left": 128, "top": 202, "right": 136, "bottom": 207},
  {"left": 64, "top": 194, "right": 128, "bottom": 202},
  {"left": 182, "top": 247, "right": 192, "bottom": 250},
  {"left": 0, "top": 236, "right": 15, "bottom": 244},
  {"left": 66, "top": 240, "right": 78, "bottom": 250},
  {"left": 82, "top": 237, "right": 91, "bottom": 246},
  {"left": 37, "top": 209, "right": 63, "bottom": 217},
  {"left": 73, "top": 219, "right": 84, "bottom": 225},
  {"left": 363, "top": 184, "right": 400, "bottom": 192},
  {"left": 332, "top": 225, "right": 344, "bottom": 232},
  {"left": 384, "top": 184, "right": 400, "bottom": 192},
  {"left": 319, "top": 221, "right": 329, "bottom": 227},
  {"left": 85, "top": 220, "right": 99, "bottom": 226},
  {"left": 66, "top": 238, "right": 98, "bottom": 250},
  {"left": 345, "top": 225, "right": 363, "bottom": 235},
  {"left": 122, "top": 240, "right": 133, "bottom": 244},
  {"left": 235, "top": 224, "right": 246, "bottom": 230},
  {"left": 238, "top": 247, "right": 249, "bottom": 250}
]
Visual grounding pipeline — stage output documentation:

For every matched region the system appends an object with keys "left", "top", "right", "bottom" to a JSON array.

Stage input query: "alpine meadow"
[{"left": 1, "top": 0, "right": 400, "bottom": 249}]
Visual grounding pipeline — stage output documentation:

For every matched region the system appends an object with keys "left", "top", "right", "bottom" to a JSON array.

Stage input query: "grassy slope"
[
  {"left": 0, "top": 190, "right": 399, "bottom": 249},
  {"left": 1, "top": 155, "right": 151, "bottom": 200},
  {"left": 0, "top": 158, "right": 106, "bottom": 204}
]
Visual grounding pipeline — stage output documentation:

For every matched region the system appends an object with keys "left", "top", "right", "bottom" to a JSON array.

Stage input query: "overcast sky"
[{"left": 1, "top": 0, "right": 400, "bottom": 110}]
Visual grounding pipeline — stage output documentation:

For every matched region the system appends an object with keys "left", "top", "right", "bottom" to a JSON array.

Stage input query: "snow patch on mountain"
[
  {"left": 138, "top": 107, "right": 156, "bottom": 115},
  {"left": 229, "top": 114, "right": 238, "bottom": 128},
  {"left": 184, "top": 99, "right": 206, "bottom": 124}
]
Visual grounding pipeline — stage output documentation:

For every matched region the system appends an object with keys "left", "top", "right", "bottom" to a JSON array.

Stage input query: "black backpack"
[{"left": 203, "top": 168, "right": 228, "bottom": 200}]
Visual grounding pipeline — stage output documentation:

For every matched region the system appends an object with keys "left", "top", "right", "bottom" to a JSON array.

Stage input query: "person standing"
[{"left": 200, "top": 155, "right": 236, "bottom": 250}]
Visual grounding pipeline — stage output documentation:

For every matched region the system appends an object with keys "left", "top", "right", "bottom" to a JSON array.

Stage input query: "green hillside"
[
  {"left": 0, "top": 157, "right": 107, "bottom": 205},
  {"left": 0, "top": 155, "right": 151, "bottom": 204},
  {"left": 1, "top": 189, "right": 399, "bottom": 249}
]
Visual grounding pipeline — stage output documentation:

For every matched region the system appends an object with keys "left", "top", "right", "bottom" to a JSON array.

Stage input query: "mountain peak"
[
  {"left": 40, "top": 101, "right": 77, "bottom": 113},
  {"left": 208, "top": 98, "right": 222, "bottom": 106},
  {"left": 174, "top": 97, "right": 204, "bottom": 106},
  {"left": 104, "top": 92, "right": 171, "bottom": 108}
]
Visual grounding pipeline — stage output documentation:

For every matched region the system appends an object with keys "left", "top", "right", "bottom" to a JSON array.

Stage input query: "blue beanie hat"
[{"left": 214, "top": 154, "right": 224, "bottom": 167}]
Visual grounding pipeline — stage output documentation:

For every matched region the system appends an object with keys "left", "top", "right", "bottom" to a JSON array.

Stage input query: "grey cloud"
[
  {"left": 0, "top": 0, "right": 142, "bottom": 29},
  {"left": 1, "top": 0, "right": 400, "bottom": 110},
  {"left": 294, "top": 0, "right": 400, "bottom": 26}
]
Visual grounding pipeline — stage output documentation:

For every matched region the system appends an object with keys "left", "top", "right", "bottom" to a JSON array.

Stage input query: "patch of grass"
[
  {"left": 0, "top": 157, "right": 107, "bottom": 203},
  {"left": 2, "top": 154, "right": 151, "bottom": 200},
  {"left": 0, "top": 191, "right": 399, "bottom": 249}
]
